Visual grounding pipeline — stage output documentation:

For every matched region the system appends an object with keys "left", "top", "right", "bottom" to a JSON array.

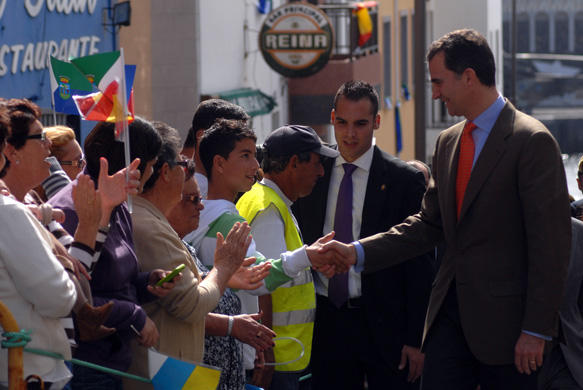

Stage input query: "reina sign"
[{"left": 259, "top": 2, "right": 334, "bottom": 78}]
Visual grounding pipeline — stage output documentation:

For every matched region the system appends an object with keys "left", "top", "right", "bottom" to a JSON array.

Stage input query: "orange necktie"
[{"left": 455, "top": 121, "right": 477, "bottom": 218}]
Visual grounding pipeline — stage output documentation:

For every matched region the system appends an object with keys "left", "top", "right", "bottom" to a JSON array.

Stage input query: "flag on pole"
[
  {"left": 49, "top": 53, "right": 136, "bottom": 121},
  {"left": 73, "top": 78, "right": 124, "bottom": 122},
  {"left": 72, "top": 65, "right": 136, "bottom": 123},
  {"left": 354, "top": 2, "right": 374, "bottom": 46},
  {"left": 394, "top": 103, "right": 403, "bottom": 154},
  {"left": 49, "top": 57, "right": 94, "bottom": 115},
  {"left": 125, "top": 64, "right": 136, "bottom": 120},
  {"left": 71, "top": 51, "right": 124, "bottom": 93},
  {"left": 257, "top": 0, "right": 272, "bottom": 14},
  {"left": 70, "top": 51, "right": 134, "bottom": 123},
  {"left": 148, "top": 349, "right": 221, "bottom": 390},
  {"left": 402, "top": 83, "right": 411, "bottom": 101}
]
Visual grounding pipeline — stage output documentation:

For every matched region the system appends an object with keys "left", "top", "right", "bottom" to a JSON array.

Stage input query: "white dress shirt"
[
  {"left": 249, "top": 179, "right": 302, "bottom": 259},
  {"left": 316, "top": 145, "right": 374, "bottom": 298}
]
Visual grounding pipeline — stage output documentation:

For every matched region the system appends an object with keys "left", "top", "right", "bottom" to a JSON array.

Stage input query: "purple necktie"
[{"left": 328, "top": 163, "right": 357, "bottom": 308}]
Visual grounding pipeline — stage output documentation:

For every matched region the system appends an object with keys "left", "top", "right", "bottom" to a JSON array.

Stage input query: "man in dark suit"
[
  {"left": 317, "top": 29, "right": 572, "bottom": 390},
  {"left": 539, "top": 218, "right": 583, "bottom": 390},
  {"left": 292, "top": 80, "right": 434, "bottom": 390}
]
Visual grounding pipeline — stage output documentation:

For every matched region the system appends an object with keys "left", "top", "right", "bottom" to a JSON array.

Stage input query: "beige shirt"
[{"left": 131, "top": 196, "right": 221, "bottom": 362}]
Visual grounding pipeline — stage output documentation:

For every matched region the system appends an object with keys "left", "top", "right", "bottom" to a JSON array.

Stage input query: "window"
[
  {"left": 554, "top": 12, "right": 569, "bottom": 53},
  {"left": 400, "top": 13, "right": 408, "bottom": 91},
  {"left": 535, "top": 12, "right": 549, "bottom": 53},
  {"left": 517, "top": 12, "right": 529, "bottom": 52},
  {"left": 503, "top": 20, "right": 510, "bottom": 52},
  {"left": 383, "top": 18, "right": 392, "bottom": 106},
  {"left": 576, "top": 12, "right": 583, "bottom": 54}
]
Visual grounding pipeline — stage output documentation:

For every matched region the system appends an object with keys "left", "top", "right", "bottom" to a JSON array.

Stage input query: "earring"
[{"left": 15, "top": 160, "right": 19, "bottom": 165}]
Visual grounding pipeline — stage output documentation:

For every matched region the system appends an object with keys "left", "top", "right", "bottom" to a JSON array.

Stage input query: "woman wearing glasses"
[
  {"left": 1, "top": 99, "right": 53, "bottom": 202},
  {"left": 0, "top": 98, "right": 141, "bottom": 340},
  {"left": 31, "top": 125, "right": 85, "bottom": 202},
  {"left": 45, "top": 125, "right": 85, "bottom": 180},
  {"left": 0, "top": 102, "right": 76, "bottom": 389}
]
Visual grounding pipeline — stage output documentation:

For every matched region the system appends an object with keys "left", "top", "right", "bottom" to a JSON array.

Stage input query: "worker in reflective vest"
[{"left": 237, "top": 124, "right": 338, "bottom": 389}]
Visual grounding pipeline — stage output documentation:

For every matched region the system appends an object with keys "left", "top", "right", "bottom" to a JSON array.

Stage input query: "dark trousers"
[
  {"left": 422, "top": 284, "right": 538, "bottom": 390},
  {"left": 311, "top": 295, "right": 418, "bottom": 390},
  {"left": 538, "top": 343, "right": 582, "bottom": 390},
  {"left": 70, "top": 365, "right": 123, "bottom": 390}
]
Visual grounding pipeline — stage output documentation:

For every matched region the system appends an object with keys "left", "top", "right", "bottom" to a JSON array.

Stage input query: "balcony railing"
[{"left": 318, "top": 2, "right": 379, "bottom": 59}]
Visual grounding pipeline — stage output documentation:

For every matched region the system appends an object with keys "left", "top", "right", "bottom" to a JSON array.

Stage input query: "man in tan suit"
[{"left": 318, "top": 29, "right": 571, "bottom": 389}]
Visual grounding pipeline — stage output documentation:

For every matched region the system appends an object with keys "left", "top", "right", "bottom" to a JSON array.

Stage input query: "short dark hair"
[
  {"left": 191, "top": 99, "right": 249, "bottom": 147},
  {"left": 5, "top": 99, "right": 42, "bottom": 150},
  {"left": 143, "top": 121, "right": 182, "bottom": 192},
  {"left": 84, "top": 117, "right": 162, "bottom": 181},
  {"left": 183, "top": 126, "right": 195, "bottom": 149},
  {"left": 262, "top": 150, "right": 312, "bottom": 174},
  {"left": 0, "top": 104, "right": 10, "bottom": 148},
  {"left": 333, "top": 80, "right": 379, "bottom": 116},
  {"left": 199, "top": 119, "right": 256, "bottom": 181},
  {"left": 427, "top": 28, "right": 496, "bottom": 87}
]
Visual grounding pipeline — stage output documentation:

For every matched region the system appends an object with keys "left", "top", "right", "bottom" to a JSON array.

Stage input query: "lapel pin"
[{"left": 380, "top": 184, "right": 386, "bottom": 191}]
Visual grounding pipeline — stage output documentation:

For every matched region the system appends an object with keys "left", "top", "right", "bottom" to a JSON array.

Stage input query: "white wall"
[
  {"left": 425, "top": 0, "right": 503, "bottom": 160},
  {"left": 426, "top": 0, "right": 503, "bottom": 91},
  {"left": 199, "top": 1, "right": 289, "bottom": 143},
  {"left": 487, "top": 0, "right": 504, "bottom": 93}
]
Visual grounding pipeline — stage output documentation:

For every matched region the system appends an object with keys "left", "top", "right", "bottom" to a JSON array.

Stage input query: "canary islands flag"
[
  {"left": 49, "top": 57, "right": 94, "bottom": 115},
  {"left": 49, "top": 52, "right": 135, "bottom": 122},
  {"left": 148, "top": 349, "right": 221, "bottom": 390}
]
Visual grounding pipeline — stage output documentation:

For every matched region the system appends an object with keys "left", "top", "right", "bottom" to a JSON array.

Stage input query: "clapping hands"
[
  {"left": 214, "top": 222, "right": 253, "bottom": 275},
  {"left": 228, "top": 257, "right": 272, "bottom": 290},
  {"left": 97, "top": 157, "right": 141, "bottom": 226}
]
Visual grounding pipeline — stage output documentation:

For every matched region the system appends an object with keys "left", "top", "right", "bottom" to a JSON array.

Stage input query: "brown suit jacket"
[{"left": 359, "top": 101, "right": 571, "bottom": 365}]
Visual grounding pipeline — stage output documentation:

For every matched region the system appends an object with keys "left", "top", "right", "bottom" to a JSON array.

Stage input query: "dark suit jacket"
[
  {"left": 292, "top": 146, "right": 434, "bottom": 367},
  {"left": 560, "top": 218, "right": 583, "bottom": 388},
  {"left": 359, "top": 102, "right": 572, "bottom": 365}
]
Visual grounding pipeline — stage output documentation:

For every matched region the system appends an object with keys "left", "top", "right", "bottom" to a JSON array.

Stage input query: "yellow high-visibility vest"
[{"left": 237, "top": 183, "right": 315, "bottom": 372}]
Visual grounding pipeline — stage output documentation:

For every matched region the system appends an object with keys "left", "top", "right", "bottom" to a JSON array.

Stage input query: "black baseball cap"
[{"left": 263, "top": 125, "right": 339, "bottom": 159}]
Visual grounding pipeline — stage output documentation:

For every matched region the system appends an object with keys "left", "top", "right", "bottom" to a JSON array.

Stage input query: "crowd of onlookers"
[
  {"left": 1, "top": 28, "right": 583, "bottom": 390},
  {"left": 0, "top": 96, "right": 278, "bottom": 390}
]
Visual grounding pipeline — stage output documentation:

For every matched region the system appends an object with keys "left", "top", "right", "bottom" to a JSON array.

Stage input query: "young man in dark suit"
[
  {"left": 317, "top": 29, "right": 572, "bottom": 390},
  {"left": 292, "top": 80, "right": 434, "bottom": 390}
]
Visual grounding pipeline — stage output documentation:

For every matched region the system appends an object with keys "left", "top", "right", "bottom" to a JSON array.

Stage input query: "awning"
[{"left": 216, "top": 88, "right": 277, "bottom": 117}]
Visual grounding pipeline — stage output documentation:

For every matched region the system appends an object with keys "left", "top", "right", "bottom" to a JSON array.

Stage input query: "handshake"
[{"left": 305, "top": 232, "right": 359, "bottom": 277}]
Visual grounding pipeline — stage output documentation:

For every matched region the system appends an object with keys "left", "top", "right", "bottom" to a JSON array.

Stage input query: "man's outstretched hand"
[{"left": 305, "top": 232, "right": 358, "bottom": 276}]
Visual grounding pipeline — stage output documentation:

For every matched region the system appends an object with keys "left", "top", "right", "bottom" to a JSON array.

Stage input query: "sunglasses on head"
[
  {"left": 175, "top": 159, "right": 195, "bottom": 180},
  {"left": 26, "top": 131, "right": 47, "bottom": 142},
  {"left": 59, "top": 157, "right": 86, "bottom": 169}
]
